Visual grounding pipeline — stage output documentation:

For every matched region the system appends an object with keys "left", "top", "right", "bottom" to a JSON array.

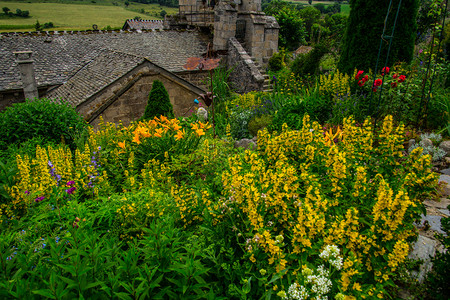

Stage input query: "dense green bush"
[
  {"left": 248, "top": 114, "right": 273, "bottom": 137},
  {"left": 268, "top": 51, "right": 285, "bottom": 72},
  {"left": 0, "top": 98, "right": 87, "bottom": 154},
  {"left": 291, "top": 43, "right": 329, "bottom": 77},
  {"left": 142, "top": 80, "right": 174, "bottom": 120}
]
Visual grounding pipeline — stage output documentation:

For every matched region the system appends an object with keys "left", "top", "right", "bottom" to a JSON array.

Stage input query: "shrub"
[
  {"left": 141, "top": 80, "right": 174, "bottom": 120},
  {"left": 0, "top": 99, "right": 87, "bottom": 154},
  {"left": 248, "top": 114, "right": 273, "bottom": 137},
  {"left": 268, "top": 51, "right": 285, "bottom": 72},
  {"left": 291, "top": 43, "right": 329, "bottom": 77}
]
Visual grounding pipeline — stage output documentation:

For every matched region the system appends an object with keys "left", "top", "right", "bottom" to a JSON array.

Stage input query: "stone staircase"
[{"left": 251, "top": 57, "right": 273, "bottom": 93}]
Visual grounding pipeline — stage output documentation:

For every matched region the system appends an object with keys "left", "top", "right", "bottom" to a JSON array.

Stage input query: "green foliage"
[
  {"left": 298, "top": 6, "right": 321, "bottom": 42},
  {"left": 142, "top": 80, "right": 174, "bottom": 120},
  {"left": 338, "top": 0, "right": 420, "bottom": 74},
  {"left": 0, "top": 99, "right": 88, "bottom": 154},
  {"left": 268, "top": 51, "right": 286, "bottom": 72},
  {"left": 248, "top": 115, "right": 273, "bottom": 137},
  {"left": 291, "top": 43, "right": 329, "bottom": 77},
  {"left": 264, "top": 0, "right": 306, "bottom": 50}
]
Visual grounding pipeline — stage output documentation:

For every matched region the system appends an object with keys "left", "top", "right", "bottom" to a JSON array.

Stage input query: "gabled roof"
[
  {"left": 0, "top": 30, "right": 210, "bottom": 91},
  {"left": 122, "top": 19, "right": 165, "bottom": 31},
  {"left": 46, "top": 50, "right": 144, "bottom": 107}
]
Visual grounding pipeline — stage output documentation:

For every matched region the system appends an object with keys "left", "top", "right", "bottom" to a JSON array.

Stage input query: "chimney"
[{"left": 14, "top": 51, "right": 39, "bottom": 100}]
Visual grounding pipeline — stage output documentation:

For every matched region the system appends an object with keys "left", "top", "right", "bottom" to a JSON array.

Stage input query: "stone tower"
[
  {"left": 174, "top": 0, "right": 279, "bottom": 67},
  {"left": 212, "top": 0, "right": 279, "bottom": 66}
]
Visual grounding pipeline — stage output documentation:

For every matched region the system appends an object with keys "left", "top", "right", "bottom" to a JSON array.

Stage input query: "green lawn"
[
  {"left": 0, "top": 1, "right": 178, "bottom": 31},
  {"left": 287, "top": 0, "right": 350, "bottom": 15}
]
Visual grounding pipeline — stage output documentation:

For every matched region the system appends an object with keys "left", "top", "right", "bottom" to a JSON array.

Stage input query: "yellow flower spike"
[{"left": 118, "top": 141, "right": 126, "bottom": 149}]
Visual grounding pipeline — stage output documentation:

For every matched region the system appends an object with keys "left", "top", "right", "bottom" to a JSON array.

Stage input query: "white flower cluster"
[
  {"left": 306, "top": 265, "right": 332, "bottom": 297},
  {"left": 319, "top": 244, "right": 343, "bottom": 270},
  {"left": 285, "top": 282, "right": 309, "bottom": 300}
]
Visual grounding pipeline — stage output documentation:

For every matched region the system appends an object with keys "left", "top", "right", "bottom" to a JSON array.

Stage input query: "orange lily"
[
  {"left": 154, "top": 128, "right": 164, "bottom": 138},
  {"left": 175, "top": 129, "right": 185, "bottom": 141}
]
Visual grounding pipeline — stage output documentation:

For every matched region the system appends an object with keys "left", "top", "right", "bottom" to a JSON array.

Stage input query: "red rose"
[
  {"left": 381, "top": 67, "right": 390, "bottom": 75},
  {"left": 393, "top": 73, "right": 398, "bottom": 79},
  {"left": 355, "top": 70, "right": 364, "bottom": 80},
  {"left": 362, "top": 75, "right": 369, "bottom": 82},
  {"left": 358, "top": 80, "right": 364, "bottom": 87},
  {"left": 374, "top": 79, "right": 383, "bottom": 87},
  {"left": 391, "top": 82, "right": 397, "bottom": 88},
  {"left": 398, "top": 75, "right": 406, "bottom": 83}
]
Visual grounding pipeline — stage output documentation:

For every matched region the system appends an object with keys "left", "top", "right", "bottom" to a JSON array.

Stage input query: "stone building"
[
  {"left": 0, "top": 0, "right": 278, "bottom": 126},
  {"left": 0, "top": 30, "right": 211, "bottom": 126}
]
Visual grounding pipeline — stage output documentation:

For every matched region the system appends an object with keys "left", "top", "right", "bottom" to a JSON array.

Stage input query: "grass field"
[
  {"left": 287, "top": 0, "right": 350, "bottom": 15},
  {"left": 0, "top": 1, "right": 178, "bottom": 31}
]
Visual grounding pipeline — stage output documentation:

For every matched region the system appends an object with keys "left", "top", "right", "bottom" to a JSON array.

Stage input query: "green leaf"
[
  {"left": 114, "top": 292, "right": 133, "bottom": 300},
  {"left": 32, "top": 289, "right": 56, "bottom": 299}
]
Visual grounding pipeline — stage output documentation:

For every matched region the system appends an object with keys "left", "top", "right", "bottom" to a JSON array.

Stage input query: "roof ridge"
[{"left": 0, "top": 27, "right": 197, "bottom": 37}]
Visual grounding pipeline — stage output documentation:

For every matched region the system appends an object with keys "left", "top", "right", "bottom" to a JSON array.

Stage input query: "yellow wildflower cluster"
[
  {"left": 277, "top": 71, "right": 304, "bottom": 94},
  {"left": 319, "top": 69, "right": 352, "bottom": 97},
  {"left": 230, "top": 92, "right": 261, "bottom": 109},
  {"left": 8, "top": 143, "right": 109, "bottom": 214},
  {"left": 175, "top": 114, "right": 437, "bottom": 298}
]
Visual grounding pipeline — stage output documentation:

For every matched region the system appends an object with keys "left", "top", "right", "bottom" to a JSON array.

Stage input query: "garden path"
[{"left": 405, "top": 171, "right": 449, "bottom": 285}]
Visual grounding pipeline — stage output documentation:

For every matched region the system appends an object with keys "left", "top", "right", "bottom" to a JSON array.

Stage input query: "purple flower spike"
[
  {"left": 34, "top": 196, "right": 45, "bottom": 203},
  {"left": 66, "top": 187, "right": 76, "bottom": 195},
  {"left": 24, "top": 190, "right": 30, "bottom": 195},
  {"left": 66, "top": 181, "right": 75, "bottom": 187}
]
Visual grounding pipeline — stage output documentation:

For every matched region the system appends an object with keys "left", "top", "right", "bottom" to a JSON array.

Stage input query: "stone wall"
[
  {"left": 0, "top": 86, "right": 54, "bottom": 111},
  {"left": 213, "top": 2, "right": 237, "bottom": 51},
  {"left": 227, "top": 37, "right": 264, "bottom": 93},
  {"left": 177, "top": 70, "right": 210, "bottom": 91}
]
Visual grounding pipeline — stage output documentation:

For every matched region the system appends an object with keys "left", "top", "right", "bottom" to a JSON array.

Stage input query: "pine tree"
[
  {"left": 338, "top": 0, "right": 419, "bottom": 75},
  {"left": 142, "top": 80, "right": 174, "bottom": 120}
]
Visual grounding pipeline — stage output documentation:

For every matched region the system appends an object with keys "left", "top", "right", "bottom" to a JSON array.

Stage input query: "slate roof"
[
  {"left": 0, "top": 30, "right": 210, "bottom": 91},
  {"left": 122, "top": 19, "right": 165, "bottom": 31},
  {"left": 47, "top": 50, "right": 144, "bottom": 107}
]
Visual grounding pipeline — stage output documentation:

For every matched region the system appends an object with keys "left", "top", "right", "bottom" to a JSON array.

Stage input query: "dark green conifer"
[
  {"left": 142, "top": 80, "right": 174, "bottom": 120},
  {"left": 338, "top": 0, "right": 419, "bottom": 74}
]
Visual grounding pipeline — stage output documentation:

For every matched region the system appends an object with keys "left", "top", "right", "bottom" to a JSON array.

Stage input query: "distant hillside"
[{"left": 0, "top": 0, "right": 178, "bottom": 32}]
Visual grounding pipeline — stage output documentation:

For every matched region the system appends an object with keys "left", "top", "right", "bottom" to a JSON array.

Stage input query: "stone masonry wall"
[
  {"left": 227, "top": 37, "right": 264, "bottom": 93},
  {"left": 213, "top": 2, "right": 237, "bottom": 51}
]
